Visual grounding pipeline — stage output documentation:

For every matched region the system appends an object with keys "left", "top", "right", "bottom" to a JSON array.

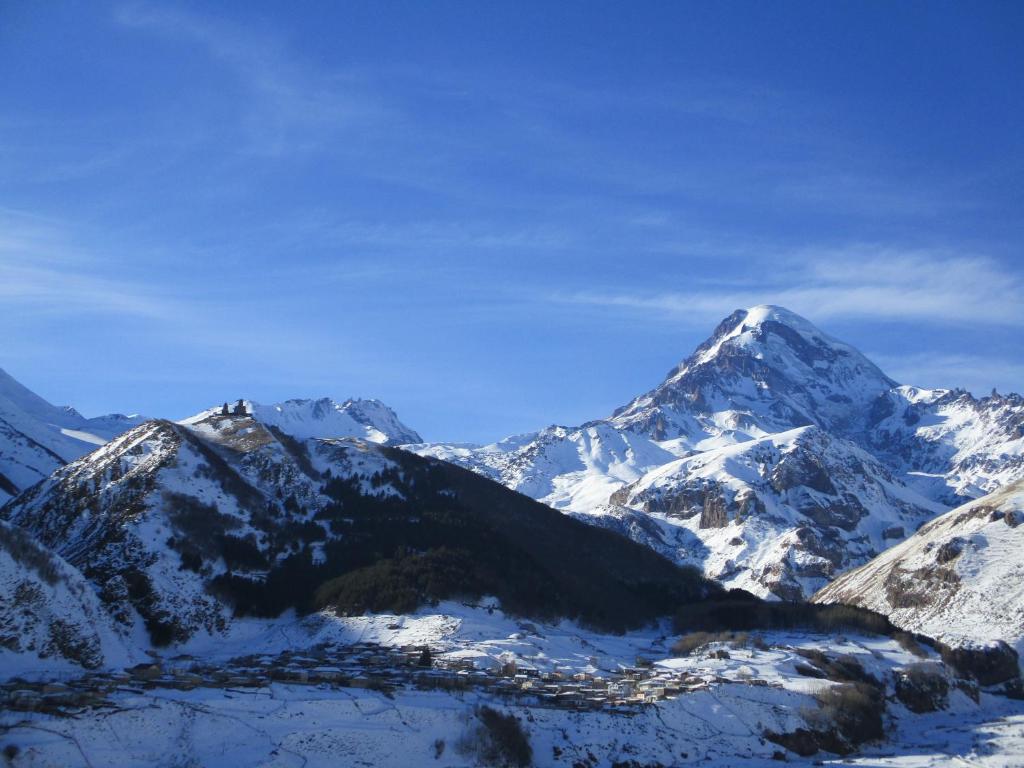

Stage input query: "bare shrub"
[
  {"left": 809, "top": 682, "right": 885, "bottom": 746},
  {"left": 0, "top": 523, "right": 61, "bottom": 585},
  {"left": 46, "top": 619, "right": 102, "bottom": 669},
  {"left": 770, "top": 676, "right": 887, "bottom": 756},
  {"left": 456, "top": 705, "right": 532, "bottom": 767},
  {"left": 893, "top": 631, "right": 928, "bottom": 658},
  {"left": 794, "top": 662, "right": 826, "bottom": 679},
  {"left": 671, "top": 630, "right": 752, "bottom": 656},
  {"left": 13, "top": 581, "right": 44, "bottom": 609},
  {"left": 939, "top": 641, "right": 1020, "bottom": 687},
  {"left": 414, "top": 674, "right": 471, "bottom": 693},
  {"left": 794, "top": 649, "right": 877, "bottom": 685},
  {"left": 675, "top": 597, "right": 892, "bottom": 636},
  {"left": 672, "top": 631, "right": 713, "bottom": 656},
  {"left": 895, "top": 663, "right": 949, "bottom": 713}
]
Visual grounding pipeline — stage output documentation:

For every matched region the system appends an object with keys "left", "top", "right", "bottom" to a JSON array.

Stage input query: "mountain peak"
[
  {"left": 181, "top": 396, "right": 422, "bottom": 445},
  {"left": 0, "top": 366, "right": 75, "bottom": 428},
  {"left": 611, "top": 305, "right": 896, "bottom": 443},
  {"left": 683, "top": 304, "right": 870, "bottom": 372},
  {"left": 741, "top": 303, "right": 813, "bottom": 326},
  {"left": 673, "top": 303, "right": 894, "bottom": 386}
]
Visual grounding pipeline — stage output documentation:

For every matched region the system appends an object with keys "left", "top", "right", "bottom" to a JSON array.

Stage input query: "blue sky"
[{"left": 1, "top": 1, "right": 1022, "bottom": 442}]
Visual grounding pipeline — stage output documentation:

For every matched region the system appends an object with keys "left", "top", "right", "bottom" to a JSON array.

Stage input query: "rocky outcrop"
[
  {"left": 0, "top": 519, "right": 131, "bottom": 672},
  {"left": 4, "top": 412, "right": 717, "bottom": 646},
  {"left": 814, "top": 479, "right": 1024, "bottom": 656},
  {"left": 611, "top": 426, "right": 940, "bottom": 599},
  {"left": 412, "top": 305, "right": 1024, "bottom": 600},
  {"left": 698, "top": 490, "right": 731, "bottom": 529}
]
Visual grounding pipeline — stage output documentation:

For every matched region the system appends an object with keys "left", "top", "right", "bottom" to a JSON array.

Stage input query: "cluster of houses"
[
  {"left": 1, "top": 641, "right": 723, "bottom": 717},
  {"left": 431, "top": 649, "right": 711, "bottom": 709}
]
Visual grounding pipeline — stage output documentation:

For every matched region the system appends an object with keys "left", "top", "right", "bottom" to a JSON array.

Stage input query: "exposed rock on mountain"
[
  {"left": 610, "top": 305, "right": 897, "bottom": 445},
  {"left": 0, "top": 518, "right": 131, "bottom": 674},
  {"left": 410, "top": 305, "right": 1024, "bottom": 598},
  {"left": 813, "top": 478, "right": 1024, "bottom": 656},
  {"left": 3, "top": 411, "right": 715, "bottom": 645},
  {"left": 186, "top": 396, "right": 422, "bottom": 445},
  {"left": 594, "top": 426, "right": 943, "bottom": 599}
]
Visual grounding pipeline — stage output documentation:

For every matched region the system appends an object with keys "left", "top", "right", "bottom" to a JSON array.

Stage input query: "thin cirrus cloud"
[
  {"left": 773, "top": 173, "right": 972, "bottom": 218},
  {"left": 0, "top": 211, "right": 338, "bottom": 371},
  {"left": 0, "top": 210, "right": 183, "bottom": 321},
  {"left": 113, "top": 3, "right": 387, "bottom": 156},
  {"left": 552, "top": 250, "right": 1024, "bottom": 329},
  {"left": 264, "top": 212, "right": 577, "bottom": 254},
  {"left": 0, "top": 262, "right": 176, "bottom": 320},
  {"left": 869, "top": 352, "right": 1024, "bottom": 395}
]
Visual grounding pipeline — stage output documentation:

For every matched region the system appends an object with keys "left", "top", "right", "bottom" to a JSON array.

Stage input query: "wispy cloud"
[
  {"left": 870, "top": 352, "right": 1024, "bottom": 395},
  {"left": 0, "top": 261, "right": 178, "bottom": 319},
  {"left": 106, "top": 3, "right": 979, "bottom": 228},
  {"left": 263, "top": 212, "right": 576, "bottom": 254},
  {"left": 551, "top": 248, "right": 1024, "bottom": 328},
  {"left": 773, "top": 173, "right": 974, "bottom": 218},
  {"left": 114, "top": 3, "right": 386, "bottom": 156},
  {"left": 0, "top": 209, "right": 177, "bottom": 319},
  {"left": 0, "top": 210, "right": 333, "bottom": 363}
]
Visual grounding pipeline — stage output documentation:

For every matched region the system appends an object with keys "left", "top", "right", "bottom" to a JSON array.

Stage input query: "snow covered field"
[
  {"left": 8, "top": 682, "right": 1022, "bottom": 768},
  {"left": 4, "top": 603, "right": 1023, "bottom": 767}
]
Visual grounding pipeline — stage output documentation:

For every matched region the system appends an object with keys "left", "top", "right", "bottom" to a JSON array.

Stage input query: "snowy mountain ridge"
[
  {"left": 0, "top": 368, "right": 421, "bottom": 507},
  {"left": 182, "top": 396, "right": 422, "bottom": 446},
  {"left": 595, "top": 425, "right": 946, "bottom": 599},
  {"left": 2, "top": 305, "right": 1022, "bottom": 605},
  {"left": 409, "top": 305, "right": 1024, "bottom": 599},
  {"left": 610, "top": 304, "right": 898, "bottom": 444},
  {"left": 3, "top": 409, "right": 709, "bottom": 647},
  {"left": 250, "top": 396, "right": 422, "bottom": 445},
  {"left": 813, "top": 477, "right": 1024, "bottom": 655},
  {"left": 0, "top": 367, "right": 146, "bottom": 504}
]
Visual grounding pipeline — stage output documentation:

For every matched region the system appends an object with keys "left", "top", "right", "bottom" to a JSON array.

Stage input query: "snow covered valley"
[
  {"left": 3, "top": 603, "right": 1024, "bottom": 767},
  {"left": 3, "top": 305, "right": 1024, "bottom": 765}
]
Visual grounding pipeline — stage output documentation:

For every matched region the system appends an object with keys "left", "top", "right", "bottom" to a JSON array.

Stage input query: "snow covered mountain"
[
  {"left": 410, "top": 305, "right": 1024, "bottom": 598},
  {"left": 247, "top": 396, "right": 421, "bottom": 444},
  {"left": 2, "top": 410, "right": 713, "bottom": 646},
  {"left": 0, "top": 518, "right": 132, "bottom": 675},
  {"left": 596, "top": 425, "right": 944, "bottom": 599},
  {"left": 4, "top": 305, "right": 1021, "bottom": 607},
  {"left": 813, "top": 478, "right": 1024, "bottom": 655},
  {"left": 866, "top": 386, "right": 1024, "bottom": 505},
  {"left": 0, "top": 367, "right": 145, "bottom": 504},
  {"left": 610, "top": 305, "right": 898, "bottom": 445},
  {"left": 0, "top": 375, "right": 417, "bottom": 506},
  {"left": 412, "top": 422, "right": 678, "bottom": 512}
]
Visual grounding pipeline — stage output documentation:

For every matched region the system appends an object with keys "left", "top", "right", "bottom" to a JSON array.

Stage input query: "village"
[{"left": 0, "top": 638, "right": 740, "bottom": 719}]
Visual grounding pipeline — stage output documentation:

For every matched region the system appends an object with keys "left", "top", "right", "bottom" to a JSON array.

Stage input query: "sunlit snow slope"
[
  {"left": 411, "top": 306, "right": 1024, "bottom": 598},
  {"left": 814, "top": 478, "right": 1024, "bottom": 653},
  {"left": 0, "top": 368, "right": 144, "bottom": 504}
]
